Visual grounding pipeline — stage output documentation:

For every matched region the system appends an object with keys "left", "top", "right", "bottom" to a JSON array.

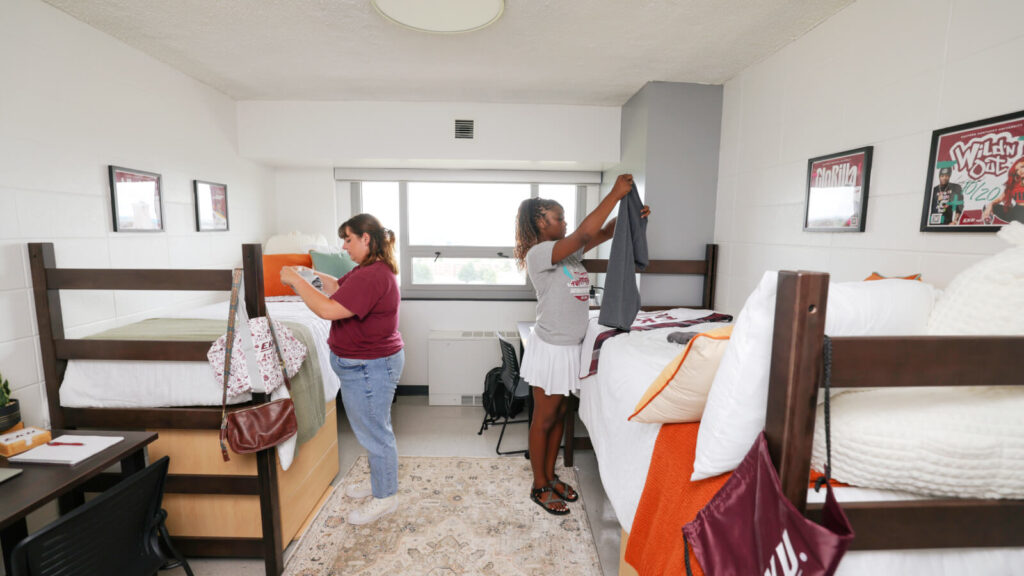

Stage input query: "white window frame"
[{"left": 337, "top": 168, "right": 599, "bottom": 300}]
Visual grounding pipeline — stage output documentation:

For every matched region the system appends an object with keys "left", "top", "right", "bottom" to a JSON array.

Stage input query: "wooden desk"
[
  {"left": 0, "top": 429, "right": 158, "bottom": 574},
  {"left": 516, "top": 321, "right": 592, "bottom": 467}
]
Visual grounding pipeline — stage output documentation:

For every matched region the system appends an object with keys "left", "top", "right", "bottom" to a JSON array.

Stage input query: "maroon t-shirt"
[{"left": 327, "top": 261, "right": 403, "bottom": 359}]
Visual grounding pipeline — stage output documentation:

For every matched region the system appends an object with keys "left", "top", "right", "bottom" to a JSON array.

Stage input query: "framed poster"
[
  {"left": 109, "top": 166, "right": 163, "bottom": 232},
  {"left": 193, "top": 180, "right": 229, "bottom": 231},
  {"left": 920, "top": 109, "right": 1024, "bottom": 232},
  {"left": 803, "top": 146, "right": 872, "bottom": 232}
]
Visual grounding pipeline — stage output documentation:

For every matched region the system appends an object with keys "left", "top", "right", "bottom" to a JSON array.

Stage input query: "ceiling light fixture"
[{"left": 372, "top": 0, "right": 504, "bottom": 34}]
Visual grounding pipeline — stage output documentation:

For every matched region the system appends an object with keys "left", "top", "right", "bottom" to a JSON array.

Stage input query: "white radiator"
[{"left": 428, "top": 330, "right": 520, "bottom": 406}]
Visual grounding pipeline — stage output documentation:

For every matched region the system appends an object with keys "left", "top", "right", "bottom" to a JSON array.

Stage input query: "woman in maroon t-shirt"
[{"left": 281, "top": 213, "right": 404, "bottom": 526}]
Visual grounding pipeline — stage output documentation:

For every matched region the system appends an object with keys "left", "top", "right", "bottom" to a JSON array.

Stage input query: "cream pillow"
[
  {"left": 927, "top": 221, "right": 1024, "bottom": 335},
  {"left": 629, "top": 325, "right": 733, "bottom": 423}
]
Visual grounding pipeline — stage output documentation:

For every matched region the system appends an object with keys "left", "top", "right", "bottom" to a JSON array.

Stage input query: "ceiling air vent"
[{"left": 454, "top": 119, "right": 474, "bottom": 139}]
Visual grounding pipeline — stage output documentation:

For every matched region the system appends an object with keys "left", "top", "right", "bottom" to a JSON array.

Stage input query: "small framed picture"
[
  {"left": 803, "top": 146, "right": 872, "bottom": 232},
  {"left": 193, "top": 180, "right": 229, "bottom": 232},
  {"left": 920, "top": 109, "right": 1024, "bottom": 232},
  {"left": 109, "top": 166, "right": 163, "bottom": 232}
]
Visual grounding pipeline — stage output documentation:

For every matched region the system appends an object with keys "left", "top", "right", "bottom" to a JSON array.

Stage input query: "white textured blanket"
[{"left": 812, "top": 386, "right": 1024, "bottom": 499}]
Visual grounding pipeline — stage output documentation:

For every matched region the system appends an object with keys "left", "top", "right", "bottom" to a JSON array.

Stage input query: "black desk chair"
[
  {"left": 10, "top": 456, "right": 193, "bottom": 576},
  {"left": 477, "top": 333, "right": 532, "bottom": 458}
]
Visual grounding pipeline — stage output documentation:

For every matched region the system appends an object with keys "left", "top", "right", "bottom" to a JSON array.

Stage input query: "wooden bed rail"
[
  {"left": 27, "top": 242, "right": 266, "bottom": 430},
  {"left": 581, "top": 243, "right": 718, "bottom": 310},
  {"left": 42, "top": 268, "right": 233, "bottom": 290},
  {"left": 28, "top": 242, "right": 288, "bottom": 575},
  {"left": 765, "top": 270, "right": 1024, "bottom": 550},
  {"left": 829, "top": 335, "right": 1023, "bottom": 388}
]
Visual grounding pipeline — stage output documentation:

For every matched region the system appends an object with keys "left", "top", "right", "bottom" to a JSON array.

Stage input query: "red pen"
[{"left": 47, "top": 441, "right": 84, "bottom": 447}]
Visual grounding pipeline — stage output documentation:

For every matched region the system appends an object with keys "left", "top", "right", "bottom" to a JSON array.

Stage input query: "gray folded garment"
[{"left": 667, "top": 331, "right": 697, "bottom": 345}]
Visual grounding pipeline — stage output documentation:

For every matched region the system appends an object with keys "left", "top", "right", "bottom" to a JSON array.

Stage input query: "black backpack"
[{"left": 482, "top": 367, "right": 524, "bottom": 419}]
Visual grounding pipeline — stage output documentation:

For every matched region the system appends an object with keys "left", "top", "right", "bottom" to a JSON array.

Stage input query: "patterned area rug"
[{"left": 285, "top": 456, "right": 603, "bottom": 576}]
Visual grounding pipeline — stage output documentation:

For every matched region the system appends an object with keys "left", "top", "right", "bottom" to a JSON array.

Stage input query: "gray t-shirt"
[{"left": 526, "top": 241, "right": 591, "bottom": 345}]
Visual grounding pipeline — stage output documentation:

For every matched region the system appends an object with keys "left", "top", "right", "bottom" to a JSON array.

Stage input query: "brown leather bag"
[
  {"left": 219, "top": 269, "right": 298, "bottom": 461},
  {"left": 223, "top": 398, "right": 296, "bottom": 455}
]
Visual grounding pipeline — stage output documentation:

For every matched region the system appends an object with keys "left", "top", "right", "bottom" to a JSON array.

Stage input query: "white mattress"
[
  {"left": 60, "top": 299, "right": 340, "bottom": 408},
  {"left": 577, "top": 314, "right": 1024, "bottom": 575}
]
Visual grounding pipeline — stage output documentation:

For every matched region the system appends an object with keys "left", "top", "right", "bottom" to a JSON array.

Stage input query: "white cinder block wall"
[
  {"left": 714, "top": 0, "right": 1023, "bottom": 314},
  {"left": 0, "top": 0, "right": 275, "bottom": 428}
]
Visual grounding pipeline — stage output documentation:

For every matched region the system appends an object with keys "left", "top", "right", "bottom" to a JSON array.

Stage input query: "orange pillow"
[
  {"left": 262, "top": 254, "right": 313, "bottom": 297},
  {"left": 864, "top": 272, "right": 922, "bottom": 281}
]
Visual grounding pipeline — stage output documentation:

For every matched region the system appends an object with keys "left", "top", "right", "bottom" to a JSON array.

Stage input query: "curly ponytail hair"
[
  {"left": 340, "top": 213, "right": 399, "bottom": 274},
  {"left": 513, "top": 198, "right": 562, "bottom": 271}
]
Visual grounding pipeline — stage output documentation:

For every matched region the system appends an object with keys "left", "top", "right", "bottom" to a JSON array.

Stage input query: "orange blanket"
[
  {"left": 625, "top": 423, "right": 842, "bottom": 575},
  {"left": 624, "top": 422, "right": 724, "bottom": 576}
]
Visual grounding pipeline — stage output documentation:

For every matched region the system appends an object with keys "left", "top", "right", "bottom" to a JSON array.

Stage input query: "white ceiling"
[{"left": 42, "top": 0, "right": 854, "bottom": 106}]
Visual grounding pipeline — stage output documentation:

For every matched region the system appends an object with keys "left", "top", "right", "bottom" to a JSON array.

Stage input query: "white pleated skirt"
[{"left": 520, "top": 329, "right": 581, "bottom": 397}]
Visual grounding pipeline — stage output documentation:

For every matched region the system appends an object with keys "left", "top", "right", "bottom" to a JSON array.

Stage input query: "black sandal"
[
  {"left": 550, "top": 474, "right": 579, "bottom": 502},
  {"left": 530, "top": 486, "right": 570, "bottom": 516}
]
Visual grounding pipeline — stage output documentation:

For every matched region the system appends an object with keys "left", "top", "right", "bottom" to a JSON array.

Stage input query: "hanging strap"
[
  {"left": 219, "top": 269, "right": 244, "bottom": 461},
  {"left": 264, "top": 310, "right": 292, "bottom": 391},
  {"left": 218, "top": 269, "right": 293, "bottom": 460},
  {"left": 814, "top": 335, "right": 834, "bottom": 492},
  {"left": 683, "top": 531, "right": 694, "bottom": 576}
]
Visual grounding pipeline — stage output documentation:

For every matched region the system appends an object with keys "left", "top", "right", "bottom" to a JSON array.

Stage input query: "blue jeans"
[{"left": 331, "top": 349, "right": 404, "bottom": 499}]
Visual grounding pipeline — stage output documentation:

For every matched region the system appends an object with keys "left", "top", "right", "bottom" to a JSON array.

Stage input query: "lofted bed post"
[
  {"left": 242, "top": 243, "right": 267, "bottom": 318},
  {"left": 241, "top": 242, "right": 283, "bottom": 575},
  {"left": 764, "top": 270, "right": 829, "bottom": 513},
  {"left": 702, "top": 243, "right": 717, "bottom": 310},
  {"left": 28, "top": 243, "right": 67, "bottom": 430},
  {"left": 257, "top": 446, "right": 284, "bottom": 575}
]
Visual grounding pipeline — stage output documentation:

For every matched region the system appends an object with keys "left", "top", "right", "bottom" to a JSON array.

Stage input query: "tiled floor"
[{"left": 166, "top": 396, "right": 621, "bottom": 576}]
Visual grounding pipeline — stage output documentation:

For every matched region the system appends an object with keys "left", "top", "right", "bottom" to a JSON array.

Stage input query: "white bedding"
[
  {"left": 60, "top": 299, "right": 340, "bottom": 408},
  {"left": 578, "top": 323, "right": 685, "bottom": 533},
  {"left": 577, "top": 308, "right": 728, "bottom": 379},
  {"left": 577, "top": 312, "right": 1024, "bottom": 575},
  {"left": 812, "top": 386, "right": 1024, "bottom": 499}
]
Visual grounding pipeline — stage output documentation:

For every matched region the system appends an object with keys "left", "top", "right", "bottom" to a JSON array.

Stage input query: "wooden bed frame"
[
  {"left": 28, "top": 242, "right": 339, "bottom": 576},
  {"left": 616, "top": 268, "right": 1024, "bottom": 575},
  {"left": 766, "top": 270, "right": 1024, "bottom": 551},
  {"left": 563, "top": 243, "right": 719, "bottom": 467}
]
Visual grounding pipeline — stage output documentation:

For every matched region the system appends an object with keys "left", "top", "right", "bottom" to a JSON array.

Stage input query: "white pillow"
[
  {"left": 691, "top": 271, "right": 939, "bottom": 481},
  {"left": 927, "top": 221, "right": 1024, "bottom": 335}
]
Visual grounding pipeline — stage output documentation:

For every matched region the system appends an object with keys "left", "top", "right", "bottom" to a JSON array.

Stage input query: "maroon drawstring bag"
[{"left": 682, "top": 337, "right": 854, "bottom": 576}]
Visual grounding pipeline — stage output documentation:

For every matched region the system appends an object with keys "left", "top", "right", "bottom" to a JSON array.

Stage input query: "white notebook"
[{"left": 9, "top": 435, "right": 123, "bottom": 466}]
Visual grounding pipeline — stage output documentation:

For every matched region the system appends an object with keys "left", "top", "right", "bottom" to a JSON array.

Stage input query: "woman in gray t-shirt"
[{"left": 513, "top": 173, "right": 649, "bottom": 515}]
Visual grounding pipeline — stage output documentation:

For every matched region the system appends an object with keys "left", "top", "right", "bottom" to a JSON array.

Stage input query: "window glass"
[
  {"left": 407, "top": 182, "right": 529, "bottom": 246},
  {"left": 539, "top": 184, "right": 577, "bottom": 232},
  {"left": 360, "top": 182, "right": 401, "bottom": 242},
  {"left": 360, "top": 182, "right": 401, "bottom": 280},
  {"left": 350, "top": 175, "right": 589, "bottom": 299}
]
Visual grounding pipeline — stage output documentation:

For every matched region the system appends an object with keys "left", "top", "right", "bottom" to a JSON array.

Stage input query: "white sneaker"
[
  {"left": 347, "top": 494, "right": 398, "bottom": 525},
  {"left": 345, "top": 479, "right": 372, "bottom": 499}
]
